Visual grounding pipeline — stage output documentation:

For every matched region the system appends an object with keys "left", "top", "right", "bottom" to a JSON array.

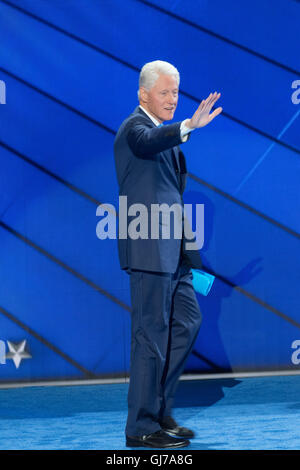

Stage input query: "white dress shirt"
[{"left": 139, "top": 105, "right": 194, "bottom": 143}]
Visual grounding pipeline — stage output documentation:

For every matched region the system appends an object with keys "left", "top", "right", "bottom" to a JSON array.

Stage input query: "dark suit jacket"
[{"left": 113, "top": 105, "right": 202, "bottom": 273}]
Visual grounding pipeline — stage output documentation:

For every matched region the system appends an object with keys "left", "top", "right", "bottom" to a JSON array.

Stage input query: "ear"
[{"left": 139, "top": 87, "right": 148, "bottom": 104}]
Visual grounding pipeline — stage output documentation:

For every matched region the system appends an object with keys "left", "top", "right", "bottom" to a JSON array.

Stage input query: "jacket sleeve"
[{"left": 126, "top": 120, "right": 188, "bottom": 157}]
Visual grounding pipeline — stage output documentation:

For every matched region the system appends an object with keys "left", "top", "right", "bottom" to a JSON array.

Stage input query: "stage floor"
[{"left": 0, "top": 374, "right": 300, "bottom": 450}]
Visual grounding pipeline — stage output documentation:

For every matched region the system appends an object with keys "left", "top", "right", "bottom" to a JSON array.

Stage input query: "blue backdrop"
[{"left": 0, "top": 0, "right": 299, "bottom": 383}]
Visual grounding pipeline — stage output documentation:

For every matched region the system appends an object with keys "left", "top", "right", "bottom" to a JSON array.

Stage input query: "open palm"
[{"left": 189, "top": 92, "right": 222, "bottom": 128}]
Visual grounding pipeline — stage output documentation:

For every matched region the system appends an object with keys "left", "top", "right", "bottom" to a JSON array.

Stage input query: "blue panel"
[
  {"left": 183, "top": 119, "right": 300, "bottom": 234},
  {"left": 148, "top": 0, "right": 300, "bottom": 74},
  {"left": 0, "top": 0, "right": 299, "bottom": 381},
  {"left": 235, "top": 143, "right": 300, "bottom": 233},
  {"left": 187, "top": 277, "right": 300, "bottom": 372},
  {"left": 184, "top": 179, "right": 300, "bottom": 324},
  {"left": 1, "top": 66, "right": 298, "bottom": 234},
  {"left": 0, "top": 314, "right": 81, "bottom": 380},
  {"left": 283, "top": 113, "right": 300, "bottom": 151},
  {"left": 0, "top": 1, "right": 137, "bottom": 131},
  {"left": 0, "top": 226, "right": 131, "bottom": 377},
  {"left": 4, "top": 0, "right": 299, "bottom": 150},
  {"left": 0, "top": 71, "right": 119, "bottom": 208},
  {"left": 0, "top": 146, "right": 130, "bottom": 306}
]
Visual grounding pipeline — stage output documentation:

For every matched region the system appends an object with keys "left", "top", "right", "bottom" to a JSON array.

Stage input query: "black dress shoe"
[
  {"left": 159, "top": 416, "right": 195, "bottom": 438},
  {"left": 126, "top": 429, "right": 190, "bottom": 448}
]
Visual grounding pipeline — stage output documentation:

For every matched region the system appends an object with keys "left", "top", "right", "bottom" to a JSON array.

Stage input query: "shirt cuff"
[{"left": 180, "top": 119, "right": 194, "bottom": 142}]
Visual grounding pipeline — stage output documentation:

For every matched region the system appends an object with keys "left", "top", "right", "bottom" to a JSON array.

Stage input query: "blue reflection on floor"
[{"left": 1, "top": 375, "right": 300, "bottom": 450}]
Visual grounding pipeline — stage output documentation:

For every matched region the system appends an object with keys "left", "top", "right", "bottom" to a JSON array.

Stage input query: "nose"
[{"left": 168, "top": 96, "right": 177, "bottom": 106}]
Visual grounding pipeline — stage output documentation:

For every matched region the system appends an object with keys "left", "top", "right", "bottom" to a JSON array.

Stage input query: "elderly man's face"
[{"left": 140, "top": 74, "right": 179, "bottom": 123}]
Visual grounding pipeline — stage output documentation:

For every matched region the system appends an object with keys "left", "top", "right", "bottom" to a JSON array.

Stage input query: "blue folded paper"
[{"left": 191, "top": 269, "right": 215, "bottom": 296}]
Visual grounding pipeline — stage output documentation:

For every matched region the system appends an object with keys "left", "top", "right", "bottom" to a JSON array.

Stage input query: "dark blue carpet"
[{"left": 1, "top": 375, "right": 300, "bottom": 449}]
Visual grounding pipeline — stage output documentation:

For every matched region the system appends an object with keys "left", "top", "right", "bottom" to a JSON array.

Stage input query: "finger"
[
  {"left": 208, "top": 91, "right": 219, "bottom": 103},
  {"left": 195, "top": 92, "right": 221, "bottom": 118},
  {"left": 206, "top": 92, "right": 221, "bottom": 112},
  {"left": 207, "top": 91, "right": 220, "bottom": 107},
  {"left": 197, "top": 99, "right": 206, "bottom": 112},
  {"left": 203, "top": 92, "right": 214, "bottom": 107},
  {"left": 211, "top": 92, "right": 221, "bottom": 105},
  {"left": 209, "top": 106, "right": 223, "bottom": 121},
  {"left": 194, "top": 99, "right": 206, "bottom": 116}
]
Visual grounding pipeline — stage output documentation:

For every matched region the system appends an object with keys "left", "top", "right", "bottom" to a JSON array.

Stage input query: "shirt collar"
[{"left": 139, "top": 105, "right": 162, "bottom": 127}]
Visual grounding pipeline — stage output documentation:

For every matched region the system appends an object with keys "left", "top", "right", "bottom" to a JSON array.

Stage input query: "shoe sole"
[
  {"left": 164, "top": 429, "right": 195, "bottom": 439},
  {"left": 126, "top": 440, "right": 190, "bottom": 448}
]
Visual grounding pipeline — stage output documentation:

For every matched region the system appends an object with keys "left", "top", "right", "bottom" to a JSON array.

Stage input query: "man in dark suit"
[{"left": 114, "top": 60, "right": 222, "bottom": 448}]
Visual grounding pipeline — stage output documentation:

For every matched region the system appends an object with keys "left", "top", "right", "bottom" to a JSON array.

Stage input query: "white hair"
[{"left": 137, "top": 60, "right": 180, "bottom": 100}]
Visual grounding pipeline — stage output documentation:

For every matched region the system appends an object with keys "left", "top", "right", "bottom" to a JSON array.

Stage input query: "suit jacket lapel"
[
  {"left": 136, "top": 106, "right": 156, "bottom": 127},
  {"left": 135, "top": 106, "right": 183, "bottom": 182}
]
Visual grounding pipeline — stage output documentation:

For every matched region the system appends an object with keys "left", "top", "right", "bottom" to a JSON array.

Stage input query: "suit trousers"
[{"left": 125, "top": 255, "right": 202, "bottom": 437}]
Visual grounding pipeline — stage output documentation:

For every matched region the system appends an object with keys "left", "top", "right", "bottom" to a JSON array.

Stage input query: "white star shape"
[{"left": 6, "top": 340, "right": 32, "bottom": 369}]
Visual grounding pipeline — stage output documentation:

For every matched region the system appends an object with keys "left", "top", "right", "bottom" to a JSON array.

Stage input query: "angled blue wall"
[{"left": 0, "top": 0, "right": 299, "bottom": 382}]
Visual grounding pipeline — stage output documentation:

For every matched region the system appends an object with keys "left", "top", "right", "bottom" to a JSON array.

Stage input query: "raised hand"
[{"left": 187, "top": 92, "right": 222, "bottom": 129}]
